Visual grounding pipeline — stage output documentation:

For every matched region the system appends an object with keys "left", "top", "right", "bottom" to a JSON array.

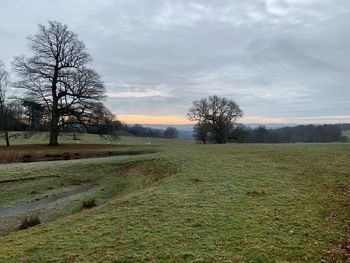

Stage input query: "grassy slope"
[{"left": 0, "top": 143, "right": 349, "bottom": 262}]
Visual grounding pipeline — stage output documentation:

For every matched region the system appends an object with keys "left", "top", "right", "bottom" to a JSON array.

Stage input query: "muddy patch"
[
  {"left": 0, "top": 150, "right": 151, "bottom": 164},
  {"left": 0, "top": 175, "right": 60, "bottom": 184},
  {"left": 118, "top": 163, "right": 139, "bottom": 176},
  {"left": 63, "top": 179, "right": 96, "bottom": 186},
  {"left": 341, "top": 184, "right": 350, "bottom": 194},
  {"left": 0, "top": 184, "right": 97, "bottom": 218}
]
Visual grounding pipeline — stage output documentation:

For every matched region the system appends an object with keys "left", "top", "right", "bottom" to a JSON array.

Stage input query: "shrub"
[
  {"left": 19, "top": 215, "right": 41, "bottom": 230},
  {"left": 81, "top": 198, "right": 97, "bottom": 209}
]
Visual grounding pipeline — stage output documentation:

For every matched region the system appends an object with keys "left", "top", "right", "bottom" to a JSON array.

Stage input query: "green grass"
[
  {"left": 0, "top": 143, "right": 348, "bottom": 262},
  {"left": 0, "top": 151, "right": 176, "bottom": 235}
]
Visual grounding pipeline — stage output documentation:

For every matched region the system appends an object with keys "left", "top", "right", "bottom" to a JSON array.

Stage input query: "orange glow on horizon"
[
  {"left": 117, "top": 114, "right": 350, "bottom": 125},
  {"left": 118, "top": 114, "right": 193, "bottom": 125},
  {"left": 118, "top": 114, "right": 294, "bottom": 125}
]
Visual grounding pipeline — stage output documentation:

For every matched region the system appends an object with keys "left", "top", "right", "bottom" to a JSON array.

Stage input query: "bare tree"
[
  {"left": 0, "top": 61, "right": 10, "bottom": 146},
  {"left": 13, "top": 21, "right": 105, "bottom": 146},
  {"left": 187, "top": 95, "right": 243, "bottom": 144}
]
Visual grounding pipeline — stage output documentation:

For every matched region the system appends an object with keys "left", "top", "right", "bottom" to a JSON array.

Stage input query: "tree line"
[
  {"left": 228, "top": 124, "right": 348, "bottom": 143},
  {"left": 193, "top": 121, "right": 348, "bottom": 144},
  {"left": 123, "top": 125, "right": 178, "bottom": 139}
]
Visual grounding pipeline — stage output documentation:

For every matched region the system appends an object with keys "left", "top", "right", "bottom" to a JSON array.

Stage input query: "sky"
[{"left": 0, "top": 0, "right": 349, "bottom": 125}]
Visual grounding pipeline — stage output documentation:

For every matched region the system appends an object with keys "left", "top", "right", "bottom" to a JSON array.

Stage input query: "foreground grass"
[{"left": 0, "top": 144, "right": 349, "bottom": 262}]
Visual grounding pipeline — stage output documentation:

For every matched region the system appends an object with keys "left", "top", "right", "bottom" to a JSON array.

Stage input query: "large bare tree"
[
  {"left": 187, "top": 95, "right": 243, "bottom": 144},
  {"left": 13, "top": 21, "right": 105, "bottom": 146},
  {"left": 0, "top": 61, "right": 10, "bottom": 146}
]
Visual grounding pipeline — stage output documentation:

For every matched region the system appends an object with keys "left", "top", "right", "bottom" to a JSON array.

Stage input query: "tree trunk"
[
  {"left": 49, "top": 65, "right": 59, "bottom": 146},
  {"left": 0, "top": 105, "right": 10, "bottom": 146},
  {"left": 216, "top": 138, "right": 226, "bottom": 144},
  {"left": 4, "top": 130, "right": 9, "bottom": 146},
  {"left": 215, "top": 130, "right": 226, "bottom": 144},
  {"left": 49, "top": 107, "right": 59, "bottom": 146}
]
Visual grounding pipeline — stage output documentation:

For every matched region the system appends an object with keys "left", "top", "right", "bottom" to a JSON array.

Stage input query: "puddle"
[{"left": 0, "top": 185, "right": 97, "bottom": 218}]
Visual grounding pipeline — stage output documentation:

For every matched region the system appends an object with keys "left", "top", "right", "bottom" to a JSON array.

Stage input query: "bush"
[
  {"left": 81, "top": 198, "right": 96, "bottom": 209},
  {"left": 19, "top": 215, "right": 41, "bottom": 229}
]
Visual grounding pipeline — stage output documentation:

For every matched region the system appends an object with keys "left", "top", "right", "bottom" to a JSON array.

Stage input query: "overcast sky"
[{"left": 0, "top": 0, "right": 349, "bottom": 124}]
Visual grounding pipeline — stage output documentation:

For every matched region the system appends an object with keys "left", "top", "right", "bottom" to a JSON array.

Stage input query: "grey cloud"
[{"left": 0, "top": 0, "right": 349, "bottom": 123}]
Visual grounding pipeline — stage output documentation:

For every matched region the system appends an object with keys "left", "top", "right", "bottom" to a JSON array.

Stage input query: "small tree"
[
  {"left": 0, "top": 61, "right": 10, "bottom": 146},
  {"left": 13, "top": 21, "right": 105, "bottom": 146},
  {"left": 187, "top": 95, "right": 243, "bottom": 144},
  {"left": 164, "top": 127, "right": 178, "bottom": 139}
]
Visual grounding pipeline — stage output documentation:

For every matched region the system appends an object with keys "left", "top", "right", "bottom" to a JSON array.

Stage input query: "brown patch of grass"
[
  {"left": 0, "top": 175, "right": 60, "bottom": 184},
  {"left": 118, "top": 163, "right": 139, "bottom": 176},
  {"left": 0, "top": 144, "right": 151, "bottom": 164},
  {"left": 341, "top": 185, "right": 350, "bottom": 194},
  {"left": 63, "top": 179, "right": 96, "bottom": 186},
  {"left": 324, "top": 235, "right": 350, "bottom": 262},
  {"left": 340, "top": 237, "right": 350, "bottom": 258}
]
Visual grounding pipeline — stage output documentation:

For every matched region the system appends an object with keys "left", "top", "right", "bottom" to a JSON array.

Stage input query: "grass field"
[{"left": 0, "top": 136, "right": 349, "bottom": 262}]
